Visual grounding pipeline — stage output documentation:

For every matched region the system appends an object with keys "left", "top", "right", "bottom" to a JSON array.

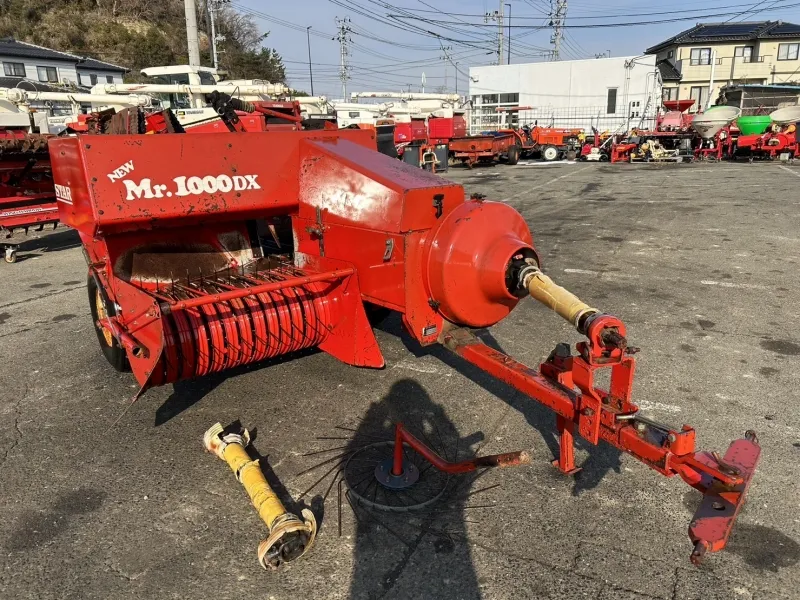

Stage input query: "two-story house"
[
  {"left": 646, "top": 21, "right": 800, "bottom": 112},
  {"left": 0, "top": 38, "right": 126, "bottom": 89}
]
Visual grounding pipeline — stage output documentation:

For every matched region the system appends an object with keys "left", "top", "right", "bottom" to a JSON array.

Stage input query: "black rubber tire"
[
  {"left": 542, "top": 145, "right": 559, "bottom": 161},
  {"left": 506, "top": 145, "right": 520, "bottom": 165},
  {"left": 87, "top": 273, "right": 130, "bottom": 372},
  {"left": 565, "top": 150, "right": 577, "bottom": 161}
]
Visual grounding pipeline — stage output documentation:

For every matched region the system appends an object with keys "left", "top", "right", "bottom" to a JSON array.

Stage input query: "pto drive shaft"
[
  {"left": 517, "top": 260, "right": 627, "bottom": 350},
  {"left": 522, "top": 267, "right": 598, "bottom": 329},
  {"left": 203, "top": 422, "right": 317, "bottom": 569}
]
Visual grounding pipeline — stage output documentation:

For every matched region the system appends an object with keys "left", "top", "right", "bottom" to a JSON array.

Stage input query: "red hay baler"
[{"left": 48, "top": 126, "right": 760, "bottom": 564}]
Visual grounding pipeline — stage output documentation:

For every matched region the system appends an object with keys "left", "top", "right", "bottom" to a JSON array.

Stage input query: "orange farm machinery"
[
  {"left": 448, "top": 132, "right": 520, "bottom": 168},
  {"left": 515, "top": 124, "right": 583, "bottom": 161},
  {"left": 48, "top": 121, "right": 760, "bottom": 565}
]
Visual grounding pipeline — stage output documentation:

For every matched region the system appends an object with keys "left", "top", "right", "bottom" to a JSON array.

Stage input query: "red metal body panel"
[
  {"left": 427, "top": 116, "right": 466, "bottom": 144},
  {"left": 394, "top": 119, "right": 428, "bottom": 144},
  {"left": 51, "top": 131, "right": 379, "bottom": 236}
]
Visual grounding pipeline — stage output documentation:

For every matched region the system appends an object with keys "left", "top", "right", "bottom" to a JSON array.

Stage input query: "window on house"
[
  {"left": 90, "top": 74, "right": 98, "bottom": 85},
  {"left": 499, "top": 93, "right": 519, "bottom": 103},
  {"left": 106, "top": 75, "right": 114, "bottom": 83},
  {"left": 662, "top": 87, "right": 678, "bottom": 101},
  {"left": 667, "top": 50, "right": 674, "bottom": 59},
  {"left": 778, "top": 43, "right": 799, "bottom": 60},
  {"left": 689, "top": 86, "right": 709, "bottom": 112},
  {"left": 607, "top": 88, "right": 617, "bottom": 114},
  {"left": 3, "top": 62, "right": 25, "bottom": 76},
  {"left": 36, "top": 66, "right": 58, "bottom": 82},
  {"left": 690, "top": 48, "right": 712, "bottom": 66},
  {"left": 734, "top": 46, "right": 754, "bottom": 63}
]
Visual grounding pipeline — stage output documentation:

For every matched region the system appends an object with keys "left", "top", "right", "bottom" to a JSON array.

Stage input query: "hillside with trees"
[{"left": 0, "top": 0, "right": 285, "bottom": 82}]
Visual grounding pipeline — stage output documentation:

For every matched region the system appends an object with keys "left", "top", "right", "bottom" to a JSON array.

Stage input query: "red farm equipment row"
[
  {"left": 0, "top": 131, "right": 58, "bottom": 263},
  {"left": 0, "top": 94, "right": 310, "bottom": 264},
  {"left": 46, "top": 115, "right": 761, "bottom": 564}
]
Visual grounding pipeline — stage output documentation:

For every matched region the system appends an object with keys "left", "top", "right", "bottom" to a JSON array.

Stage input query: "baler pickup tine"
[{"left": 688, "top": 431, "right": 761, "bottom": 565}]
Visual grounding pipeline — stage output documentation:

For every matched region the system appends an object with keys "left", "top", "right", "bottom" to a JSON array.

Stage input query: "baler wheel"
[
  {"left": 4, "top": 246, "right": 17, "bottom": 263},
  {"left": 506, "top": 145, "right": 520, "bottom": 165},
  {"left": 87, "top": 275, "right": 130, "bottom": 372}
]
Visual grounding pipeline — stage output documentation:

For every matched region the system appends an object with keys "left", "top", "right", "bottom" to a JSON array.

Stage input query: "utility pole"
[
  {"left": 484, "top": 2, "right": 505, "bottom": 66},
  {"left": 208, "top": 0, "right": 219, "bottom": 70},
  {"left": 506, "top": 3, "right": 511, "bottom": 65},
  {"left": 184, "top": 0, "right": 201, "bottom": 67},
  {"left": 334, "top": 17, "right": 352, "bottom": 100},
  {"left": 208, "top": 0, "right": 230, "bottom": 71},
  {"left": 306, "top": 26, "right": 314, "bottom": 95},
  {"left": 440, "top": 45, "right": 452, "bottom": 92},
  {"left": 550, "top": 0, "right": 567, "bottom": 61}
]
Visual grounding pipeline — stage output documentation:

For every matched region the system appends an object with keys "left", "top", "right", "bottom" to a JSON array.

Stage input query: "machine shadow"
[
  {"left": 347, "top": 378, "right": 483, "bottom": 600},
  {"left": 382, "top": 315, "right": 622, "bottom": 496},
  {"left": 12, "top": 227, "right": 81, "bottom": 261},
  {"left": 154, "top": 347, "right": 321, "bottom": 426}
]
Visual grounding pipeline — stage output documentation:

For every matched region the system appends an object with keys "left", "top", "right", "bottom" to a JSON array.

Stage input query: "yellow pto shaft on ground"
[{"left": 203, "top": 422, "right": 317, "bottom": 569}]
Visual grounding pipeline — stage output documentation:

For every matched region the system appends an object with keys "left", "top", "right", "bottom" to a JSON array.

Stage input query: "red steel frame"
[
  {"left": 391, "top": 422, "right": 531, "bottom": 475},
  {"left": 440, "top": 322, "right": 759, "bottom": 564}
]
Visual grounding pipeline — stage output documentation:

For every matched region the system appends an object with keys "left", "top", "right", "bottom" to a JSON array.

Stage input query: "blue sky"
[{"left": 232, "top": 0, "right": 800, "bottom": 97}]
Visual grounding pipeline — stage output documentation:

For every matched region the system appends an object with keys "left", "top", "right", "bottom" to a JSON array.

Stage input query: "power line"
[
  {"left": 389, "top": 3, "right": 800, "bottom": 29},
  {"left": 399, "top": 0, "right": 795, "bottom": 20},
  {"left": 726, "top": 0, "right": 787, "bottom": 22}
]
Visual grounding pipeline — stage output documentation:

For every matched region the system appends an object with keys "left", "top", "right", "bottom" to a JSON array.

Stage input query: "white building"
[
  {"left": 468, "top": 56, "right": 661, "bottom": 134},
  {"left": 0, "top": 38, "right": 126, "bottom": 88}
]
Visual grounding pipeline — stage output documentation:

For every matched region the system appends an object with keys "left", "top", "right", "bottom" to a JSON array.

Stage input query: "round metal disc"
[
  {"left": 344, "top": 441, "right": 449, "bottom": 512},
  {"left": 375, "top": 457, "right": 419, "bottom": 489}
]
